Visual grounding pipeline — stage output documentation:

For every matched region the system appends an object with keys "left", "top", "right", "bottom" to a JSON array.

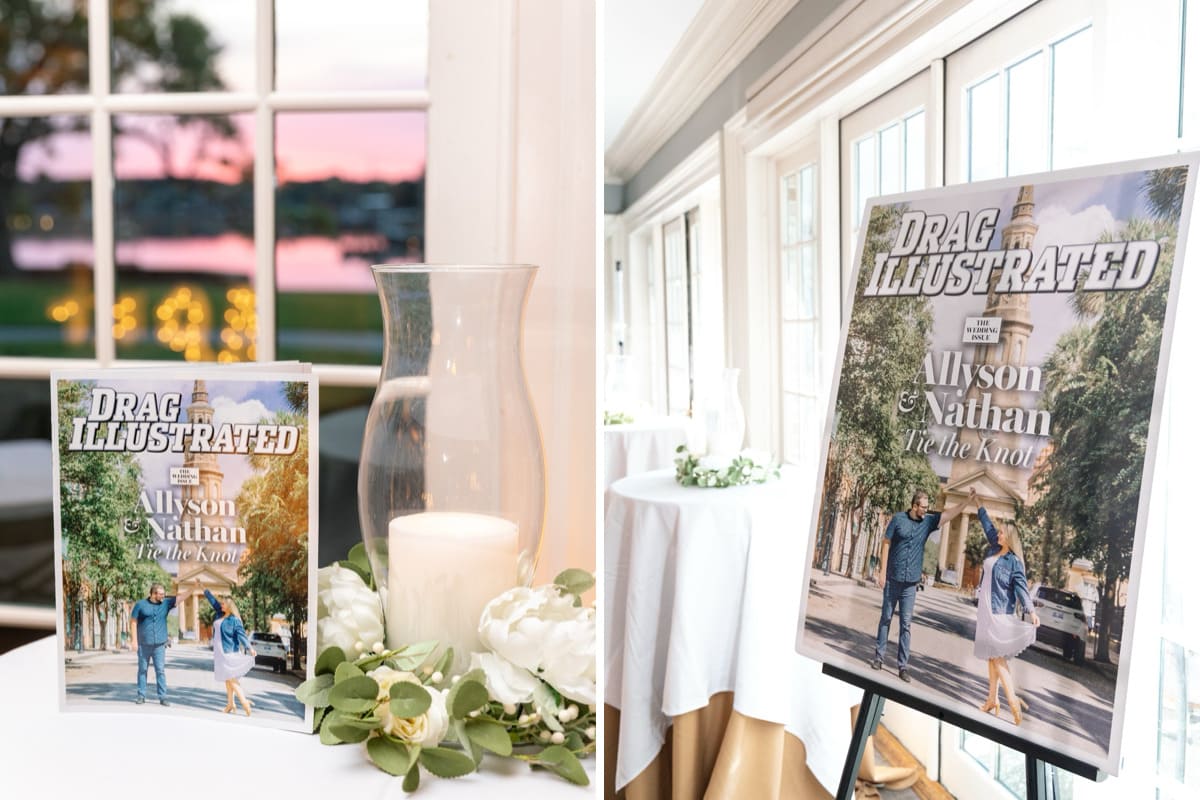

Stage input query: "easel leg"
[
  {"left": 1026, "top": 754, "right": 1049, "bottom": 800},
  {"left": 837, "top": 690, "right": 885, "bottom": 800}
]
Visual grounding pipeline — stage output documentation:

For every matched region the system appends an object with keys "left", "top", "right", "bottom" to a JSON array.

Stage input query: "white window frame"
[{"left": 839, "top": 70, "right": 933, "bottom": 298}]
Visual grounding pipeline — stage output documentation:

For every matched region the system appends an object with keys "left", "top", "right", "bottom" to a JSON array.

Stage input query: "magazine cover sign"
[
  {"left": 796, "top": 156, "right": 1198, "bottom": 775},
  {"left": 52, "top": 371, "right": 316, "bottom": 731}
]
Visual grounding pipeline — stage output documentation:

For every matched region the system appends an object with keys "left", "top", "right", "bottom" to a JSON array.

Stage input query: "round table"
[
  {"left": 602, "top": 417, "right": 689, "bottom": 488},
  {"left": 604, "top": 468, "right": 856, "bottom": 797},
  {"left": 0, "top": 636, "right": 595, "bottom": 798}
]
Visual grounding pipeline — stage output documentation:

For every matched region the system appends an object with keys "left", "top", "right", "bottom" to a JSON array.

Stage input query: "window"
[
  {"left": 779, "top": 162, "right": 819, "bottom": 465},
  {"left": 0, "top": 0, "right": 429, "bottom": 609},
  {"left": 840, "top": 71, "right": 930, "bottom": 296},
  {"left": 945, "top": 0, "right": 1092, "bottom": 183},
  {"left": 662, "top": 210, "right": 698, "bottom": 415}
]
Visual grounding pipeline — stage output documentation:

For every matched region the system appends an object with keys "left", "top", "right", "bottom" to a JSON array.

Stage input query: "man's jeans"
[
  {"left": 137, "top": 643, "right": 167, "bottom": 700},
  {"left": 874, "top": 580, "right": 918, "bottom": 669}
]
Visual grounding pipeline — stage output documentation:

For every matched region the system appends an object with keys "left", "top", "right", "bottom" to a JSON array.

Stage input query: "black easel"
[{"left": 824, "top": 664, "right": 1103, "bottom": 800}]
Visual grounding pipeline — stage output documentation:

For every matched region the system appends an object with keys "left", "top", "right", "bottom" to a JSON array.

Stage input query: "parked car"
[
  {"left": 1023, "top": 585, "right": 1088, "bottom": 664},
  {"left": 250, "top": 632, "right": 288, "bottom": 673}
]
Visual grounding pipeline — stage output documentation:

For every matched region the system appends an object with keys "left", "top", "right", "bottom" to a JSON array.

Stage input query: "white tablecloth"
[
  {"left": 0, "top": 636, "right": 595, "bottom": 799},
  {"left": 603, "top": 468, "right": 855, "bottom": 792},
  {"left": 602, "top": 417, "right": 689, "bottom": 488}
]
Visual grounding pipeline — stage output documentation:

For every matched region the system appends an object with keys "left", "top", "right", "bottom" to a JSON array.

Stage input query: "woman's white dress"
[
  {"left": 212, "top": 617, "right": 256, "bottom": 682},
  {"left": 973, "top": 554, "right": 1037, "bottom": 660}
]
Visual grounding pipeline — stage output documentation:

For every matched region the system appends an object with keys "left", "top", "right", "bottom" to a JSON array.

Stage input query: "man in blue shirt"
[
  {"left": 130, "top": 582, "right": 179, "bottom": 705},
  {"left": 872, "top": 490, "right": 969, "bottom": 682}
]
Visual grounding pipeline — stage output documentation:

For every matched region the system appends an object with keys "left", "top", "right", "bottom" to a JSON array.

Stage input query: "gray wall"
[{"left": 612, "top": 0, "right": 844, "bottom": 212}]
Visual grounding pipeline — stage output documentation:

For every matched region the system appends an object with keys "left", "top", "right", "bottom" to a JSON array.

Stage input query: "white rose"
[
  {"left": 469, "top": 651, "right": 540, "bottom": 706},
  {"left": 477, "top": 585, "right": 595, "bottom": 706},
  {"left": 369, "top": 666, "right": 449, "bottom": 748},
  {"left": 316, "top": 564, "right": 385, "bottom": 655}
]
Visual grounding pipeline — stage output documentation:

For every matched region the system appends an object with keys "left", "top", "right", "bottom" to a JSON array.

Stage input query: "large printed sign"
[{"left": 796, "top": 155, "right": 1198, "bottom": 775}]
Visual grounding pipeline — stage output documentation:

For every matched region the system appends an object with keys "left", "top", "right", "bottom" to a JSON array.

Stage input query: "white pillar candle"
[{"left": 387, "top": 511, "right": 519, "bottom": 672}]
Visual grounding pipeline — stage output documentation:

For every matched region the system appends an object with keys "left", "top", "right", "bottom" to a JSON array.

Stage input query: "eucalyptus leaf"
[
  {"left": 318, "top": 713, "right": 344, "bottom": 745},
  {"left": 452, "top": 719, "right": 483, "bottom": 766},
  {"left": 389, "top": 681, "right": 432, "bottom": 718},
  {"left": 553, "top": 568, "right": 594, "bottom": 596},
  {"left": 465, "top": 719, "right": 513, "bottom": 757},
  {"left": 389, "top": 640, "right": 439, "bottom": 671},
  {"left": 448, "top": 679, "right": 489, "bottom": 719},
  {"left": 327, "top": 720, "right": 372, "bottom": 743},
  {"left": 419, "top": 746, "right": 477, "bottom": 779},
  {"left": 403, "top": 764, "right": 420, "bottom": 793},
  {"left": 314, "top": 646, "right": 347, "bottom": 676},
  {"left": 565, "top": 731, "right": 584, "bottom": 751},
  {"left": 366, "top": 736, "right": 414, "bottom": 776},
  {"left": 347, "top": 542, "right": 374, "bottom": 587},
  {"left": 328, "top": 675, "right": 380, "bottom": 714},
  {"left": 330, "top": 712, "right": 382, "bottom": 730},
  {"left": 431, "top": 646, "right": 454, "bottom": 679},
  {"left": 334, "top": 660, "right": 365, "bottom": 683},
  {"left": 532, "top": 681, "right": 564, "bottom": 732},
  {"left": 536, "top": 745, "right": 589, "bottom": 785},
  {"left": 295, "top": 673, "right": 335, "bottom": 707},
  {"left": 312, "top": 706, "right": 328, "bottom": 734}
]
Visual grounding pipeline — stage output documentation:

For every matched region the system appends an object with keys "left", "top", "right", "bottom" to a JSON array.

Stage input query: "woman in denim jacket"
[
  {"left": 970, "top": 489, "right": 1040, "bottom": 725},
  {"left": 204, "top": 588, "right": 257, "bottom": 716}
]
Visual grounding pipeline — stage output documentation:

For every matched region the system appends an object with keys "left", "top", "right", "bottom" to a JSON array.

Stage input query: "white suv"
[
  {"left": 1024, "top": 585, "right": 1089, "bottom": 664},
  {"left": 250, "top": 632, "right": 288, "bottom": 673}
]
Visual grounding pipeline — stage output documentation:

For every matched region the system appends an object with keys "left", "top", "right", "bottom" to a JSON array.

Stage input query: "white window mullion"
[
  {"left": 89, "top": 0, "right": 114, "bottom": 365},
  {"left": 254, "top": 0, "right": 276, "bottom": 362}
]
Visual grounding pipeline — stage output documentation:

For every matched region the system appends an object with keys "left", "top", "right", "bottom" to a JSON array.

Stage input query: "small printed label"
[
  {"left": 170, "top": 467, "right": 200, "bottom": 486},
  {"left": 962, "top": 316, "right": 1001, "bottom": 344}
]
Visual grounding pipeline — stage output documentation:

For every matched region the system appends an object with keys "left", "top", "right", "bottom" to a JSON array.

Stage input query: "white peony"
[
  {"left": 369, "top": 665, "right": 449, "bottom": 747},
  {"left": 316, "top": 564, "right": 385, "bottom": 656},
  {"left": 469, "top": 651, "right": 541, "bottom": 706},
  {"left": 477, "top": 585, "right": 596, "bottom": 706}
]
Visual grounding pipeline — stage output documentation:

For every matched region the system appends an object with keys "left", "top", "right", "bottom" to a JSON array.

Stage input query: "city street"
[
  {"left": 64, "top": 643, "right": 306, "bottom": 727},
  {"left": 801, "top": 573, "right": 1117, "bottom": 763}
]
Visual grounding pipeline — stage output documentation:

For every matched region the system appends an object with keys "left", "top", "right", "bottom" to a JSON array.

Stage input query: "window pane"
[
  {"left": 317, "top": 385, "right": 376, "bottom": 566},
  {"left": 968, "top": 74, "right": 1003, "bottom": 181},
  {"left": 904, "top": 111, "right": 926, "bottom": 191},
  {"left": 782, "top": 174, "right": 798, "bottom": 245},
  {"left": 1, "top": 117, "right": 94, "bottom": 357},
  {"left": 1159, "top": 640, "right": 1200, "bottom": 791},
  {"left": 782, "top": 248, "right": 800, "bottom": 320},
  {"left": 961, "top": 729, "right": 997, "bottom": 773},
  {"left": 1007, "top": 52, "right": 1048, "bottom": 176},
  {"left": 1051, "top": 27, "right": 1093, "bottom": 169},
  {"left": 0, "top": 1, "right": 89, "bottom": 96},
  {"left": 799, "top": 244, "right": 816, "bottom": 319},
  {"left": 275, "top": 0, "right": 429, "bottom": 91},
  {"left": 783, "top": 320, "right": 815, "bottom": 395},
  {"left": 110, "top": 0, "right": 254, "bottom": 93},
  {"left": 1184, "top": 1, "right": 1200, "bottom": 138},
  {"left": 878, "top": 123, "right": 902, "bottom": 196},
  {"left": 112, "top": 112, "right": 255, "bottom": 361},
  {"left": 0, "top": 378, "right": 55, "bottom": 608},
  {"left": 783, "top": 393, "right": 816, "bottom": 467},
  {"left": 275, "top": 111, "right": 426, "bottom": 365},
  {"left": 853, "top": 137, "right": 875, "bottom": 229},
  {"left": 998, "top": 744, "right": 1028, "bottom": 798},
  {"left": 799, "top": 165, "right": 815, "bottom": 242}
]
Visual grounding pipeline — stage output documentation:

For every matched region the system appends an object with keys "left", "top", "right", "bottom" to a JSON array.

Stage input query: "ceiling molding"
[
  {"left": 604, "top": 0, "right": 799, "bottom": 182},
  {"left": 744, "top": 0, "right": 1037, "bottom": 130}
]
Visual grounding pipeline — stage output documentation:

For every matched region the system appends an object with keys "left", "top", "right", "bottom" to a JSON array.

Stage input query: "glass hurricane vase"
[{"left": 358, "top": 265, "right": 545, "bottom": 672}]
